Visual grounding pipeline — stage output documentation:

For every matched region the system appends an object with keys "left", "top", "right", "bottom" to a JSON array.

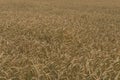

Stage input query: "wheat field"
[{"left": 0, "top": 0, "right": 120, "bottom": 80}]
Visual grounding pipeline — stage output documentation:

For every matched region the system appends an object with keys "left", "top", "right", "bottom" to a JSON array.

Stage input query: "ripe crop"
[{"left": 0, "top": 0, "right": 120, "bottom": 80}]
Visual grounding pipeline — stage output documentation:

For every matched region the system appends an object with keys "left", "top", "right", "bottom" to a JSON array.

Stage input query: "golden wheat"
[{"left": 0, "top": 0, "right": 120, "bottom": 80}]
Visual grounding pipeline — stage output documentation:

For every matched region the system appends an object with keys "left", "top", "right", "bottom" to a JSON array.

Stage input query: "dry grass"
[{"left": 0, "top": 0, "right": 120, "bottom": 80}]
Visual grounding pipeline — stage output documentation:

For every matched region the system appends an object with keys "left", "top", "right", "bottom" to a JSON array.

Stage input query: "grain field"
[{"left": 0, "top": 0, "right": 120, "bottom": 80}]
